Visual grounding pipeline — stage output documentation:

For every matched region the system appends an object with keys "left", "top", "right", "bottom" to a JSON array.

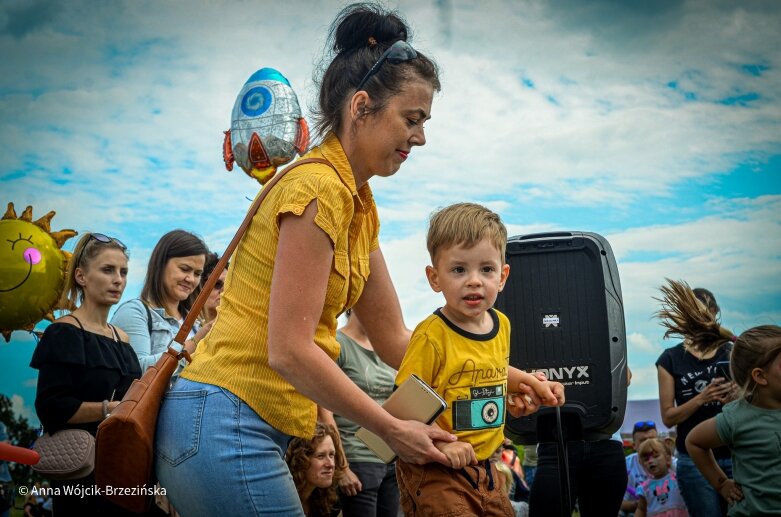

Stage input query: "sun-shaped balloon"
[{"left": 0, "top": 202, "right": 77, "bottom": 342}]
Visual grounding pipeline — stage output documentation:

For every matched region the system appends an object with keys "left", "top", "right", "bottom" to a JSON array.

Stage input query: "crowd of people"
[{"left": 1, "top": 2, "right": 778, "bottom": 517}]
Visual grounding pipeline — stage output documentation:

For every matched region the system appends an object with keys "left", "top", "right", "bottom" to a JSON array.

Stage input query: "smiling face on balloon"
[
  {"left": 0, "top": 204, "right": 76, "bottom": 340},
  {"left": 1, "top": 224, "right": 45, "bottom": 293}
]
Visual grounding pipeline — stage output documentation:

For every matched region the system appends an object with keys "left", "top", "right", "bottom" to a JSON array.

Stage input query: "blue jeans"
[
  {"left": 155, "top": 378, "right": 303, "bottom": 516},
  {"left": 676, "top": 453, "right": 732, "bottom": 517},
  {"left": 339, "top": 462, "right": 399, "bottom": 517},
  {"left": 523, "top": 465, "right": 537, "bottom": 491}
]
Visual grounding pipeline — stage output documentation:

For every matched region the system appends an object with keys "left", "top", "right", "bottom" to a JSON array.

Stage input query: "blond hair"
[
  {"left": 427, "top": 203, "right": 507, "bottom": 263},
  {"left": 637, "top": 437, "right": 673, "bottom": 461},
  {"left": 655, "top": 279, "right": 734, "bottom": 355},
  {"left": 60, "top": 232, "right": 127, "bottom": 311}
]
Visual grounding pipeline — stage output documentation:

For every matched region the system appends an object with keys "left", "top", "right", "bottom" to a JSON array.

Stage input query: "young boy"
[{"left": 396, "top": 203, "right": 565, "bottom": 517}]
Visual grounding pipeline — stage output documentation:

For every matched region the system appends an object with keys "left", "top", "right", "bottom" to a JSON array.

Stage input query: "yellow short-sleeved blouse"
[{"left": 182, "top": 133, "right": 380, "bottom": 438}]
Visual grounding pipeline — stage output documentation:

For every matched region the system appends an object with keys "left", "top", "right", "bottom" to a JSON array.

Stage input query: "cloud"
[
  {"left": 627, "top": 364, "right": 662, "bottom": 400},
  {"left": 10, "top": 393, "right": 36, "bottom": 423},
  {"left": 628, "top": 332, "right": 660, "bottom": 354}
]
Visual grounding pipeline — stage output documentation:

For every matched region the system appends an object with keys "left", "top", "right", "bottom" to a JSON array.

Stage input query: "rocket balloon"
[{"left": 223, "top": 68, "right": 309, "bottom": 185}]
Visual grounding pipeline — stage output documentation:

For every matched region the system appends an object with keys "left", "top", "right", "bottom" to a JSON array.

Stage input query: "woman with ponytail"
[
  {"left": 154, "top": 3, "right": 453, "bottom": 515},
  {"left": 655, "top": 279, "right": 738, "bottom": 517},
  {"left": 31, "top": 233, "right": 142, "bottom": 515}
]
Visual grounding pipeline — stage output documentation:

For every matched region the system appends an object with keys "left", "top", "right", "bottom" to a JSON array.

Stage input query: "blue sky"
[{"left": 1, "top": 0, "right": 780, "bottom": 426}]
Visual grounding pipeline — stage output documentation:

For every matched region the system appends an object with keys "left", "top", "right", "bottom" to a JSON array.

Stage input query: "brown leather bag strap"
[{"left": 172, "top": 157, "right": 334, "bottom": 348}]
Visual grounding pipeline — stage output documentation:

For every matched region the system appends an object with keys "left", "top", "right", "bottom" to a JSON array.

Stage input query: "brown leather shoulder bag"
[{"left": 95, "top": 157, "right": 333, "bottom": 512}]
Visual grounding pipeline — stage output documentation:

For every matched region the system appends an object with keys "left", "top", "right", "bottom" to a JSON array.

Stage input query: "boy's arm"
[
  {"left": 429, "top": 422, "right": 477, "bottom": 468},
  {"left": 507, "top": 367, "right": 565, "bottom": 417},
  {"left": 685, "top": 418, "right": 743, "bottom": 503}
]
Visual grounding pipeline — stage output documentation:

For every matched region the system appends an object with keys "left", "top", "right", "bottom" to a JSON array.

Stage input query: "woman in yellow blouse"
[{"left": 155, "top": 4, "right": 454, "bottom": 515}]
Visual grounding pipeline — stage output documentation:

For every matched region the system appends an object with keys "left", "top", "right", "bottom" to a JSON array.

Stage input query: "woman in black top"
[
  {"left": 31, "top": 232, "right": 142, "bottom": 516},
  {"left": 655, "top": 280, "right": 737, "bottom": 517}
]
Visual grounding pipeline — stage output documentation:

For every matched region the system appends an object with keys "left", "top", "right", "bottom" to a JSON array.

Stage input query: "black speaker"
[{"left": 495, "top": 231, "right": 627, "bottom": 444}]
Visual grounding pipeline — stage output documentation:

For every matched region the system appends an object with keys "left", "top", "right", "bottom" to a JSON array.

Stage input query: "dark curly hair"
[
  {"left": 286, "top": 422, "right": 345, "bottom": 516},
  {"left": 312, "top": 2, "right": 441, "bottom": 138}
]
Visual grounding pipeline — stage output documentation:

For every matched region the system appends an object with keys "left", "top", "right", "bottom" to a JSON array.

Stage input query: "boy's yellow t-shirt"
[{"left": 396, "top": 308, "right": 511, "bottom": 461}]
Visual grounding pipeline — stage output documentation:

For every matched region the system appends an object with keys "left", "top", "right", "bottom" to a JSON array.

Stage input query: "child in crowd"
[
  {"left": 623, "top": 420, "right": 678, "bottom": 514},
  {"left": 395, "top": 203, "right": 565, "bottom": 516},
  {"left": 636, "top": 438, "right": 688, "bottom": 517},
  {"left": 685, "top": 325, "right": 781, "bottom": 517},
  {"left": 491, "top": 445, "right": 529, "bottom": 517}
]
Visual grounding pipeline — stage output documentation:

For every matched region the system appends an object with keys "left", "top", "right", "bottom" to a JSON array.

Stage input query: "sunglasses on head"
[
  {"left": 355, "top": 40, "right": 418, "bottom": 92},
  {"left": 75, "top": 233, "right": 126, "bottom": 267},
  {"left": 633, "top": 420, "right": 656, "bottom": 433}
]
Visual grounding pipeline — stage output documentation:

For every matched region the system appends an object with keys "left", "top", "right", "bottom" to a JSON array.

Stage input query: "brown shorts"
[{"left": 397, "top": 459, "right": 515, "bottom": 517}]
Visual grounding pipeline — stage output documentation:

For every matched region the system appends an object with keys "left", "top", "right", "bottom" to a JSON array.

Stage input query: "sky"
[{"left": 1, "top": 0, "right": 780, "bottom": 427}]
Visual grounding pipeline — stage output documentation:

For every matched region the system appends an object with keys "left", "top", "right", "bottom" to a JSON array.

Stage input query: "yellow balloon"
[{"left": 0, "top": 203, "right": 76, "bottom": 341}]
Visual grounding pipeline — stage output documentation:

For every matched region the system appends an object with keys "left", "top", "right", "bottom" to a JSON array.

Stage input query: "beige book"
[{"left": 355, "top": 374, "right": 447, "bottom": 463}]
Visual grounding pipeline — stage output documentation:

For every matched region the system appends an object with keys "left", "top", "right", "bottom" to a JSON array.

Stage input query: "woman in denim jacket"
[{"left": 112, "top": 229, "right": 210, "bottom": 373}]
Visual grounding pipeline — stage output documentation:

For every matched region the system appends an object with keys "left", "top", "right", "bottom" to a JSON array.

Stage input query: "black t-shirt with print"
[{"left": 656, "top": 342, "right": 732, "bottom": 458}]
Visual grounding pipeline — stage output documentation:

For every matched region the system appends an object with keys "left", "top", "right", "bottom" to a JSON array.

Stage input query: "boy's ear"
[
  {"left": 751, "top": 367, "right": 769, "bottom": 386},
  {"left": 425, "top": 265, "right": 442, "bottom": 293},
  {"left": 498, "top": 263, "right": 510, "bottom": 292}
]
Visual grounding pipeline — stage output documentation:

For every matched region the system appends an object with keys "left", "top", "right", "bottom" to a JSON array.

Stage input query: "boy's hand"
[
  {"left": 436, "top": 441, "right": 477, "bottom": 469},
  {"left": 512, "top": 371, "right": 565, "bottom": 410},
  {"left": 507, "top": 392, "right": 538, "bottom": 417},
  {"left": 718, "top": 479, "right": 743, "bottom": 504}
]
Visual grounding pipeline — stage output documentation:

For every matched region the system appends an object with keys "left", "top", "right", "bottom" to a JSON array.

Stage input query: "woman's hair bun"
[{"left": 333, "top": 3, "right": 409, "bottom": 53}]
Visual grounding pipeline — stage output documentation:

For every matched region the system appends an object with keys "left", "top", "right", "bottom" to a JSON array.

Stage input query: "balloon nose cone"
[{"left": 246, "top": 67, "right": 290, "bottom": 86}]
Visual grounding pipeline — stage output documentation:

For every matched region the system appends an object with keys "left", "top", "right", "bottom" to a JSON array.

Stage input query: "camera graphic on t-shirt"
[{"left": 453, "top": 384, "right": 505, "bottom": 430}]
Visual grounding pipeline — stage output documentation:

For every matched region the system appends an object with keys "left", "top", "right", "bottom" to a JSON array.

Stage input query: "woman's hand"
[
  {"left": 696, "top": 378, "right": 733, "bottom": 405},
  {"left": 184, "top": 321, "right": 213, "bottom": 354},
  {"left": 193, "top": 321, "right": 213, "bottom": 343},
  {"left": 338, "top": 467, "right": 363, "bottom": 497},
  {"left": 382, "top": 420, "right": 455, "bottom": 466}
]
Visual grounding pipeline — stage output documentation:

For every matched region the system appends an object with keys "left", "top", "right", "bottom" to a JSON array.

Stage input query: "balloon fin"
[
  {"left": 1, "top": 331, "right": 11, "bottom": 343},
  {"left": 248, "top": 133, "right": 271, "bottom": 170},
  {"left": 2, "top": 202, "right": 16, "bottom": 220},
  {"left": 295, "top": 118, "right": 310, "bottom": 154},
  {"left": 223, "top": 130, "right": 234, "bottom": 171}
]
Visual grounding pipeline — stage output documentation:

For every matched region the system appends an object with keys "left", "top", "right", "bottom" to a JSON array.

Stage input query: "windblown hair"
[
  {"left": 313, "top": 2, "right": 440, "bottom": 138},
  {"left": 692, "top": 287, "right": 720, "bottom": 319},
  {"left": 655, "top": 279, "right": 733, "bottom": 355},
  {"left": 60, "top": 232, "right": 128, "bottom": 311},
  {"left": 286, "top": 423, "right": 345, "bottom": 516},
  {"left": 730, "top": 325, "right": 781, "bottom": 398},
  {"left": 427, "top": 202, "right": 507, "bottom": 263}
]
